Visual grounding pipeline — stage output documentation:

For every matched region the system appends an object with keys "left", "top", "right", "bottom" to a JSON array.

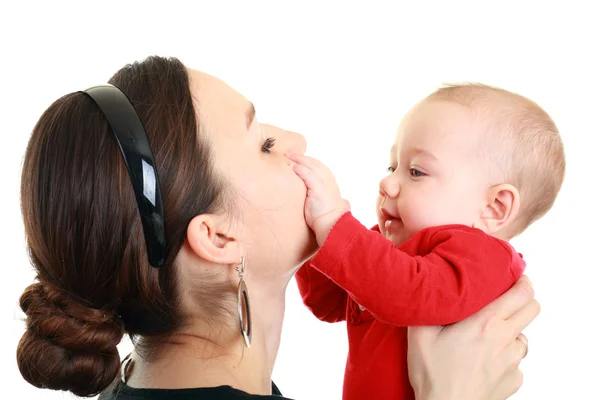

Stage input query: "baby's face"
[{"left": 377, "top": 100, "right": 492, "bottom": 246}]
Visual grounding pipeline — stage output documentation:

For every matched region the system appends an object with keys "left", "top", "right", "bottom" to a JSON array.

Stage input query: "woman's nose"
[
  {"left": 379, "top": 174, "right": 400, "bottom": 199},
  {"left": 287, "top": 131, "right": 307, "bottom": 155}
]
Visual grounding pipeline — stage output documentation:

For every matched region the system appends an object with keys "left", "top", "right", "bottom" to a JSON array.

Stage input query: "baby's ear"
[
  {"left": 476, "top": 184, "right": 520, "bottom": 236},
  {"left": 186, "top": 214, "right": 241, "bottom": 265}
]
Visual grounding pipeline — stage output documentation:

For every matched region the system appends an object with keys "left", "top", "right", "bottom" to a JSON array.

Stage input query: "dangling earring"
[{"left": 235, "top": 256, "right": 252, "bottom": 347}]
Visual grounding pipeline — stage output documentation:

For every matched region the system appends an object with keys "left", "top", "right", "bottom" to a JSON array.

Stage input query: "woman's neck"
[{"left": 127, "top": 274, "right": 287, "bottom": 395}]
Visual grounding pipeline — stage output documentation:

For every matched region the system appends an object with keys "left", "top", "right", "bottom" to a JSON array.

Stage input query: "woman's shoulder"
[{"left": 99, "top": 381, "right": 293, "bottom": 400}]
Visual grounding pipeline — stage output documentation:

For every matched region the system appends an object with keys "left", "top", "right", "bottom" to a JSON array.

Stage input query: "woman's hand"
[{"left": 407, "top": 275, "right": 539, "bottom": 400}]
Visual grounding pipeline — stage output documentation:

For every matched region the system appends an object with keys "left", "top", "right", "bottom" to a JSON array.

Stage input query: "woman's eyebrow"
[{"left": 245, "top": 102, "right": 256, "bottom": 129}]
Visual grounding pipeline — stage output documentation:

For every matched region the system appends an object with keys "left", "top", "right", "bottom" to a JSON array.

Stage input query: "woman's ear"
[
  {"left": 476, "top": 184, "right": 521, "bottom": 235},
  {"left": 186, "top": 214, "right": 241, "bottom": 265}
]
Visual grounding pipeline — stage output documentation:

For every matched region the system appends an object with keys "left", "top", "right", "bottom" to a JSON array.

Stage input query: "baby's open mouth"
[
  {"left": 380, "top": 208, "right": 403, "bottom": 233},
  {"left": 384, "top": 217, "right": 403, "bottom": 231}
]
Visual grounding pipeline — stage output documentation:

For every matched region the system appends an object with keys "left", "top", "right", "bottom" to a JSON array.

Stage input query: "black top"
[{"left": 99, "top": 381, "right": 293, "bottom": 400}]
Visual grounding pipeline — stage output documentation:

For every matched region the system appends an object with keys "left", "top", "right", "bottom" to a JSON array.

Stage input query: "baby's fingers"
[
  {"left": 292, "top": 162, "right": 321, "bottom": 190},
  {"left": 286, "top": 153, "right": 326, "bottom": 172}
]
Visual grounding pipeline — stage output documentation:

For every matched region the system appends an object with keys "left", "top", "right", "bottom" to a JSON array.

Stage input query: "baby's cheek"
[
  {"left": 412, "top": 203, "right": 453, "bottom": 233},
  {"left": 446, "top": 194, "right": 480, "bottom": 225},
  {"left": 402, "top": 208, "right": 431, "bottom": 234}
]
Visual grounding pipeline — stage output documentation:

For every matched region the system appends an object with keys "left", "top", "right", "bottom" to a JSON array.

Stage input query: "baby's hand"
[{"left": 286, "top": 153, "right": 350, "bottom": 246}]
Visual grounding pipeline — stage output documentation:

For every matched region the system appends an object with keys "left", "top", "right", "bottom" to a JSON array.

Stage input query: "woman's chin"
[
  {"left": 285, "top": 226, "right": 319, "bottom": 274},
  {"left": 301, "top": 228, "right": 319, "bottom": 261}
]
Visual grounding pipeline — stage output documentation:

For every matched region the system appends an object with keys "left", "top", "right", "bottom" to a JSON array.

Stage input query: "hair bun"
[{"left": 17, "top": 282, "right": 125, "bottom": 397}]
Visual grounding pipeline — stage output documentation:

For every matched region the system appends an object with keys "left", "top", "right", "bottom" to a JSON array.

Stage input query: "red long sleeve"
[
  {"left": 295, "top": 261, "right": 347, "bottom": 323},
  {"left": 295, "top": 212, "right": 525, "bottom": 400},
  {"left": 309, "top": 212, "right": 524, "bottom": 326}
]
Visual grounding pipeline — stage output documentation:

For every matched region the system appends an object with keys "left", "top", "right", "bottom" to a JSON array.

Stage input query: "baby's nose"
[{"left": 379, "top": 175, "right": 400, "bottom": 199}]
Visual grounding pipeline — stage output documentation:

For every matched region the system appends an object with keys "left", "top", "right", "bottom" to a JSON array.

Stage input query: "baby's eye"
[
  {"left": 387, "top": 165, "right": 396, "bottom": 173},
  {"left": 261, "top": 137, "right": 276, "bottom": 153},
  {"left": 409, "top": 168, "right": 426, "bottom": 178}
]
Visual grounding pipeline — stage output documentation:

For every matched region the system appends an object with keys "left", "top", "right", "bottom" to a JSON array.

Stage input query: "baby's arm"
[
  {"left": 311, "top": 213, "right": 524, "bottom": 326},
  {"left": 295, "top": 260, "right": 347, "bottom": 323},
  {"left": 286, "top": 152, "right": 523, "bottom": 326}
]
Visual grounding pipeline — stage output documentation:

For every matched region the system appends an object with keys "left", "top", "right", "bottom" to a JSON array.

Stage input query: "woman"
[{"left": 17, "top": 56, "right": 536, "bottom": 399}]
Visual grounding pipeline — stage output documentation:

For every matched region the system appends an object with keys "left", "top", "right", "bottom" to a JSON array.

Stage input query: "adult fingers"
[
  {"left": 507, "top": 299, "right": 541, "bottom": 337},
  {"left": 477, "top": 275, "right": 535, "bottom": 322},
  {"left": 492, "top": 368, "right": 524, "bottom": 400}
]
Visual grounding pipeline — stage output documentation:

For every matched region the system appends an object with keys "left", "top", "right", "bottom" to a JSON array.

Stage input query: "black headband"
[{"left": 82, "top": 84, "right": 167, "bottom": 268}]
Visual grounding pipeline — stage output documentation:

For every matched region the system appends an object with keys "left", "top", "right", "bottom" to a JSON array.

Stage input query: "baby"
[{"left": 287, "top": 84, "right": 565, "bottom": 400}]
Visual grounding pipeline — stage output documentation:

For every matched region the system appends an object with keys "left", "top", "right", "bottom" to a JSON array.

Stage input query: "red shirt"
[{"left": 296, "top": 212, "right": 525, "bottom": 400}]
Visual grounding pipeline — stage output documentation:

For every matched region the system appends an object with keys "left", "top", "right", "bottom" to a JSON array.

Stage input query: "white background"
[{"left": 1, "top": 1, "right": 598, "bottom": 399}]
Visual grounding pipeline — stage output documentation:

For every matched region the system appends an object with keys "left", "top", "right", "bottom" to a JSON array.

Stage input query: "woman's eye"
[
  {"left": 261, "top": 137, "right": 276, "bottom": 153},
  {"left": 409, "top": 168, "right": 426, "bottom": 178}
]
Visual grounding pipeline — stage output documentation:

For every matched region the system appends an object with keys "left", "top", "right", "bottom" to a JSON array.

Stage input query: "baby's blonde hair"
[{"left": 427, "top": 83, "right": 565, "bottom": 236}]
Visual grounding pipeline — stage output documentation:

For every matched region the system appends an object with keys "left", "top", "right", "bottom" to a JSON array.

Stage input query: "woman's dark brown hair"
[{"left": 16, "top": 56, "right": 226, "bottom": 397}]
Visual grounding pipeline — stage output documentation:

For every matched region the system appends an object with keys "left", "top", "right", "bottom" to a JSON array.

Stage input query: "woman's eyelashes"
[{"left": 261, "top": 137, "right": 276, "bottom": 153}]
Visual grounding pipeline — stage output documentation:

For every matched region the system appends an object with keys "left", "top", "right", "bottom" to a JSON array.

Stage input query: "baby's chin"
[{"left": 388, "top": 232, "right": 409, "bottom": 247}]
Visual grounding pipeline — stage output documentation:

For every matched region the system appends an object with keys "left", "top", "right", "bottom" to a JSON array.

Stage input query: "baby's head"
[{"left": 377, "top": 83, "right": 565, "bottom": 246}]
